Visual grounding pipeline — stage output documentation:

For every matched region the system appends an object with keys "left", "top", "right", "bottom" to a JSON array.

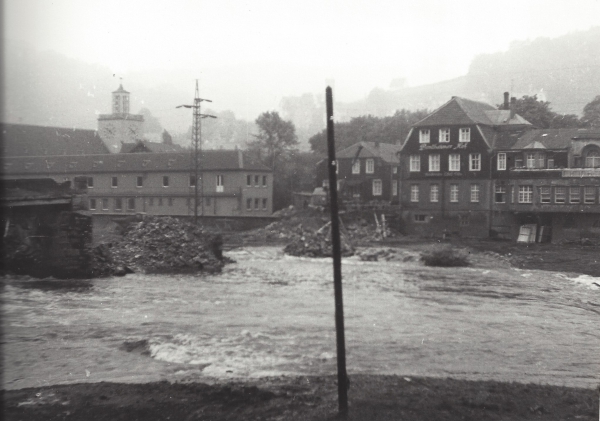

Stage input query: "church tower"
[{"left": 98, "top": 83, "right": 144, "bottom": 153}]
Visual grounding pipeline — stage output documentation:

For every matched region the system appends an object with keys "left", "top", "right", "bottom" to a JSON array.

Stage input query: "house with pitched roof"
[
  {"left": 491, "top": 128, "right": 600, "bottom": 242},
  {"left": 2, "top": 150, "right": 273, "bottom": 219},
  {"left": 398, "top": 94, "right": 533, "bottom": 237},
  {"left": 315, "top": 141, "right": 402, "bottom": 207}
]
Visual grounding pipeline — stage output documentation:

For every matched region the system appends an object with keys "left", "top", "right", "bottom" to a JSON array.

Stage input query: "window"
[
  {"left": 450, "top": 184, "right": 459, "bottom": 202},
  {"left": 497, "top": 153, "right": 506, "bottom": 170},
  {"left": 246, "top": 198, "right": 252, "bottom": 211},
  {"left": 410, "top": 185, "right": 419, "bottom": 202},
  {"left": 409, "top": 155, "right": 420, "bottom": 172},
  {"left": 547, "top": 158, "right": 555, "bottom": 169},
  {"left": 115, "top": 198, "right": 123, "bottom": 211},
  {"left": 555, "top": 187, "right": 566, "bottom": 203},
  {"left": 429, "top": 154, "right": 440, "bottom": 172},
  {"left": 469, "top": 153, "right": 481, "bottom": 171},
  {"left": 262, "top": 198, "right": 268, "bottom": 210},
  {"left": 254, "top": 175, "right": 260, "bottom": 187},
  {"left": 495, "top": 183, "right": 506, "bottom": 203},
  {"left": 322, "top": 179, "right": 329, "bottom": 189},
  {"left": 518, "top": 186, "right": 533, "bottom": 203},
  {"left": 570, "top": 186, "right": 580, "bottom": 203},
  {"left": 158, "top": 197, "right": 163, "bottom": 206},
  {"left": 459, "top": 127, "right": 470, "bottom": 142},
  {"left": 439, "top": 128, "right": 450, "bottom": 143},
  {"left": 430, "top": 184, "right": 439, "bottom": 202},
  {"left": 459, "top": 215, "right": 470, "bottom": 226},
  {"left": 585, "top": 150, "right": 600, "bottom": 168},
  {"left": 216, "top": 175, "right": 224, "bottom": 192},
  {"left": 247, "top": 175, "right": 252, "bottom": 186},
  {"left": 393, "top": 166, "right": 398, "bottom": 174},
  {"left": 414, "top": 214, "right": 427, "bottom": 222},
  {"left": 162, "top": 176, "right": 169, "bottom": 187},
  {"left": 537, "top": 154, "right": 545, "bottom": 169},
  {"left": 137, "top": 176, "right": 143, "bottom": 188},
  {"left": 102, "top": 199, "right": 109, "bottom": 210},
  {"left": 419, "top": 129, "right": 430, "bottom": 143},
  {"left": 470, "top": 184, "right": 480, "bottom": 202},
  {"left": 190, "top": 175, "right": 196, "bottom": 187},
  {"left": 127, "top": 198, "right": 135, "bottom": 211},
  {"left": 254, "top": 198, "right": 260, "bottom": 210},
  {"left": 373, "top": 179, "right": 382, "bottom": 196},
  {"left": 515, "top": 158, "right": 523, "bottom": 168},
  {"left": 526, "top": 153, "right": 536, "bottom": 169},
  {"left": 262, "top": 175, "right": 267, "bottom": 187},
  {"left": 111, "top": 176, "right": 118, "bottom": 188},
  {"left": 352, "top": 160, "right": 360, "bottom": 174},
  {"left": 87, "top": 177, "right": 94, "bottom": 188},
  {"left": 449, "top": 154, "right": 460, "bottom": 171},
  {"left": 366, "top": 159, "right": 374, "bottom": 174},
  {"left": 392, "top": 180, "right": 398, "bottom": 196},
  {"left": 540, "top": 187, "right": 551, "bottom": 203},
  {"left": 168, "top": 198, "right": 173, "bottom": 206},
  {"left": 89, "top": 198, "right": 96, "bottom": 210},
  {"left": 584, "top": 186, "right": 596, "bottom": 204}
]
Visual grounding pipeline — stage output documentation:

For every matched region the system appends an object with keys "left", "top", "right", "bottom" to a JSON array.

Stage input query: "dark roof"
[
  {"left": 1, "top": 123, "right": 110, "bottom": 157},
  {"left": 1, "top": 150, "right": 271, "bottom": 176},
  {"left": 336, "top": 141, "right": 401, "bottom": 164},
  {"left": 120, "top": 141, "right": 184, "bottom": 153},
  {"left": 413, "top": 97, "right": 532, "bottom": 127},
  {"left": 112, "top": 84, "right": 129, "bottom": 94},
  {"left": 508, "top": 128, "right": 600, "bottom": 150}
]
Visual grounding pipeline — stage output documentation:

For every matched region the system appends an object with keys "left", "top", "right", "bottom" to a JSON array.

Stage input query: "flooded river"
[{"left": 2, "top": 246, "right": 599, "bottom": 390}]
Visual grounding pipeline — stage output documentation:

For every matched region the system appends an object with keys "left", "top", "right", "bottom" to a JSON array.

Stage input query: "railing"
[{"left": 562, "top": 168, "right": 600, "bottom": 178}]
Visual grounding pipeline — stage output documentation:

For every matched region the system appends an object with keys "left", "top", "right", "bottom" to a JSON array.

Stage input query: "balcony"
[{"left": 562, "top": 168, "right": 600, "bottom": 178}]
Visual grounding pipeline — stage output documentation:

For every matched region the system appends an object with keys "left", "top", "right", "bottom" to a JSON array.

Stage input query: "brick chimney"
[
  {"left": 503, "top": 92, "right": 510, "bottom": 110},
  {"left": 510, "top": 97, "right": 516, "bottom": 119}
]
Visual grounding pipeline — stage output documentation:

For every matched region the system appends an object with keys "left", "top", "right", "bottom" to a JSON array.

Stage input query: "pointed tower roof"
[{"left": 112, "top": 84, "right": 129, "bottom": 94}]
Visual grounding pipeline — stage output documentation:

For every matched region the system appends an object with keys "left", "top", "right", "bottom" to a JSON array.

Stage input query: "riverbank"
[{"left": 4, "top": 375, "right": 598, "bottom": 421}]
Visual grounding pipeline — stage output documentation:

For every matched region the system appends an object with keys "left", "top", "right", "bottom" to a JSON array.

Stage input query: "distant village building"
[{"left": 1, "top": 83, "right": 274, "bottom": 222}]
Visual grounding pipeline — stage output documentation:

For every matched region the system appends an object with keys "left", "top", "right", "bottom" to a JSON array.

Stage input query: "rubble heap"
[
  {"left": 91, "top": 216, "right": 226, "bottom": 275},
  {"left": 283, "top": 223, "right": 355, "bottom": 258}
]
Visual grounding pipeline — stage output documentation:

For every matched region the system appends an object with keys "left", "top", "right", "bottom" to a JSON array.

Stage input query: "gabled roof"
[
  {"left": 1, "top": 150, "right": 271, "bottom": 176},
  {"left": 413, "top": 97, "right": 532, "bottom": 127},
  {"left": 112, "top": 84, "right": 129, "bottom": 94},
  {"left": 336, "top": 141, "right": 401, "bottom": 164},
  {"left": 508, "top": 128, "right": 600, "bottom": 150},
  {"left": 120, "top": 141, "right": 184, "bottom": 153},
  {"left": 1, "top": 123, "right": 111, "bottom": 157}
]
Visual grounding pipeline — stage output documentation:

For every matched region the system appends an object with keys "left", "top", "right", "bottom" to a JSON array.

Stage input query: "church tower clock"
[{"left": 98, "top": 83, "right": 145, "bottom": 153}]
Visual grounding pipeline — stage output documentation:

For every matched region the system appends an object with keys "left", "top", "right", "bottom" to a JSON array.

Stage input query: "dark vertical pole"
[{"left": 326, "top": 86, "right": 348, "bottom": 417}]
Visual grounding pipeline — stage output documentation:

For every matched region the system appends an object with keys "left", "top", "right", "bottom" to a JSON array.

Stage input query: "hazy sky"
[{"left": 4, "top": 0, "right": 600, "bottom": 120}]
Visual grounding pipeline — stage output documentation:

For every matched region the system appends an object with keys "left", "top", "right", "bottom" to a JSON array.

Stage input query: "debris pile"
[
  {"left": 283, "top": 223, "right": 355, "bottom": 258},
  {"left": 92, "top": 216, "right": 226, "bottom": 275},
  {"left": 356, "top": 248, "right": 419, "bottom": 262}
]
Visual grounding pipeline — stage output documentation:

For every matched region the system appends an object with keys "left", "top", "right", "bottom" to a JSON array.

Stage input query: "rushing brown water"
[{"left": 2, "top": 246, "right": 599, "bottom": 390}]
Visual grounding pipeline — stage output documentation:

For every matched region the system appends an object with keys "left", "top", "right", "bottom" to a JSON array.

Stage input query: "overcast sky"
[{"left": 4, "top": 0, "right": 600, "bottom": 119}]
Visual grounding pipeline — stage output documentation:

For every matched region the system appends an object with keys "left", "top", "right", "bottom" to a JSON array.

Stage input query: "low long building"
[{"left": 1, "top": 150, "right": 274, "bottom": 219}]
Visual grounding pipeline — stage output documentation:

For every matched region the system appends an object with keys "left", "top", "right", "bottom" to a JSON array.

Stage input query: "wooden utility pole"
[{"left": 326, "top": 86, "right": 348, "bottom": 417}]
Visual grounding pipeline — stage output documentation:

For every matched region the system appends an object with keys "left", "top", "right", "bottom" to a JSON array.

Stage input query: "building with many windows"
[
  {"left": 1, "top": 150, "right": 273, "bottom": 219},
  {"left": 315, "top": 141, "right": 401, "bottom": 208},
  {"left": 399, "top": 94, "right": 533, "bottom": 237}
]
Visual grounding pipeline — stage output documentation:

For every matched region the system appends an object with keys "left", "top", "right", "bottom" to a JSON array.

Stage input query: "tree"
[
  {"left": 582, "top": 95, "right": 600, "bottom": 127},
  {"left": 248, "top": 111, "right": 298, "bottom": 170},
  {"left": 507, "top": 95, "right": 582, "bottom": 129}
]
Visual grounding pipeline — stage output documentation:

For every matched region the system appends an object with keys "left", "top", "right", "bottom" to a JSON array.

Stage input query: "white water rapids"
[{"left": 2, "top": 246, "right": 599, "bottom": 390}]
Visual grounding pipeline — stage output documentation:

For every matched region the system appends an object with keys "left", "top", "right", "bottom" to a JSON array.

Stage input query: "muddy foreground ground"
[{"left": 3, "top": 238, "right": 599, "bottom": 420}]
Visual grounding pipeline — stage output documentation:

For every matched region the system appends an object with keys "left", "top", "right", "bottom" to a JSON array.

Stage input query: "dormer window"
[
  {"left": 419, "top": 129, "right": 430, "bottom": 143},
  {"left": 459, "top": 127, "right": 470, "bottom": 142},
  {"left": 352, "top": 160, "right": 360, "bottom": 174},
  {"left": 439, "top": 128, "right": 450, "bottom": 143},
  {"left": 585, "top": 150, "right": 600, "bottom": 168}
]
